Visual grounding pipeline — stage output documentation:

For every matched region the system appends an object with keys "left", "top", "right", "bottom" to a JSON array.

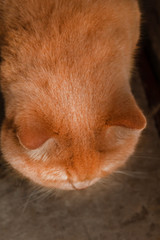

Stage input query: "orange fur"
[{"left": 0, "top": 0, "right": 146, "bottom": 190}]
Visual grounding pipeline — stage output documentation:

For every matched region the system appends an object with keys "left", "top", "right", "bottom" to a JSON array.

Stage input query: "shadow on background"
[{"left": 0, "top": 89, "right": 4, "bottom": 128}]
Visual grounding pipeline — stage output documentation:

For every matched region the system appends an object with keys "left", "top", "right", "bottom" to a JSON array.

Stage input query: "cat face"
[
  {"left": 1, "top": 91, "right": 146, "bottom": 190},
  {"left": 0, "top": 0, "right": 146, "bottom": 190}
]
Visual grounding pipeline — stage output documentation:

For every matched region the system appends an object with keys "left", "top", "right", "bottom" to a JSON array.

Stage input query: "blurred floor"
[{"left": 0, "top": 72, "right": 160, "bottom": 240}]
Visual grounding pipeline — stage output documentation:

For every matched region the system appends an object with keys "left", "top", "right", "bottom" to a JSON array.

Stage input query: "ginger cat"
[{"left": 0, "top": 0, "right": 146, "bottom": 190}]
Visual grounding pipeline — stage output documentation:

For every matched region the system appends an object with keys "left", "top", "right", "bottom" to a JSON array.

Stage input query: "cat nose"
[{"left": 73, "top": 178, "right": 99, "bottom": 189}]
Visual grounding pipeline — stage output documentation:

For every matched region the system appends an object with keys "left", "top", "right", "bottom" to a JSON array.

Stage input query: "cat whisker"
[
  {"left": 132, "top": 155, "right": 160, "bottom": 160},
  {"left": 114, "top": 170, "right": 147, "bottom": 178},
  {"left": 21, "top": 186, "right": 54, "bottom": 213},
  {"left": 31, "top": 186, "right": 54, "bottom": 201},
  {"left": 21, "top": 189, "right": 38, "bottom": 213}
]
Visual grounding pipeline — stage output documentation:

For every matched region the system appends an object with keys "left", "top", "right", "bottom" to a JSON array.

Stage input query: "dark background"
[{"left": 139, "top": 0, "right": 160, "bottom": 135}]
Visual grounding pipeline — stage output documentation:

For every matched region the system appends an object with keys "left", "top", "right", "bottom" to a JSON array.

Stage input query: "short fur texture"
[{"left": 0, "top": 0, "right": 146, "bottom": 190}]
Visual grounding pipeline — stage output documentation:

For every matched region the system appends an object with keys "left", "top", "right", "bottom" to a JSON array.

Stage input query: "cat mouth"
[
  {"left": 39, "top": 178, "right": 100, "bottom": 190},
  {"left": 69, "top": 178, "right": 100, "bottom": 190},
  {"left": 41, "top": 178, "right": 100, "bottom": 190}
]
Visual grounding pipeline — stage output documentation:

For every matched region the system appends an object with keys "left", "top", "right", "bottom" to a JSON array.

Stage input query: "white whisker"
[{"left": 114, "top": 170, "right": 147, "bottom": 178}]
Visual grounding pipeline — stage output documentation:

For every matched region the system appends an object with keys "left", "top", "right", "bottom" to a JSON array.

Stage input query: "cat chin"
[
  {"left": 1, "top": 147, "right": 132, "bottom": 190},
  {"left": 1, "top": 142, "right": 100, "bottom": 190}
]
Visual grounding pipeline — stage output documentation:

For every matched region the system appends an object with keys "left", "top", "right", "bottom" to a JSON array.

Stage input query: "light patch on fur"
[
  {"left": 8, "top": 156, "right": 40, "bottom": 183},
  {"left": 103, "top": 163, "right": 116, "bottom": 172},
  {"left": 55, "top": 182, "right": 73, "bottom": 190},
  {"left": 41, "top": 168, "right": 68, "bottom": 181},
  {"left": 73, "top": 177, "right": 99, "bottom": 189},
  {"left": 26, "top": 138, "right": 54, "bottom": 161}
]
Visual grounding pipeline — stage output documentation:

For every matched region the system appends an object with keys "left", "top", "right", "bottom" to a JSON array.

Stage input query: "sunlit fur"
[{"left": 0, "top": 0, "right": 146, "bottom": 190}]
